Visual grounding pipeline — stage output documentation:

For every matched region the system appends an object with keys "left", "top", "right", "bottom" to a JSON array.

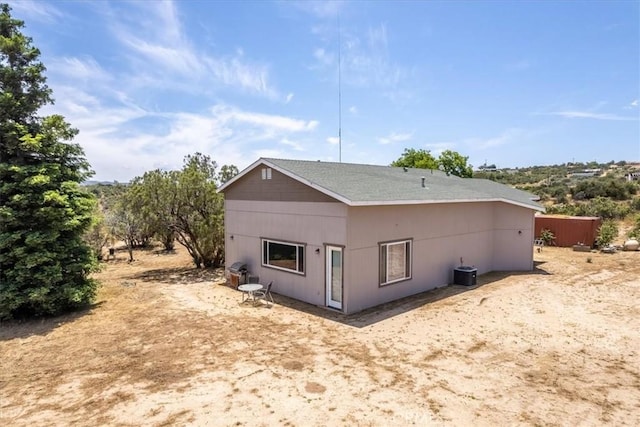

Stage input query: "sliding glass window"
[{"left": 262, "top": 239, "right": 305, "bottom": 275}]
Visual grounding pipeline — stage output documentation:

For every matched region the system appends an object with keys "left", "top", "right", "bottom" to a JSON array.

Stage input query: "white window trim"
[
  {"left": 262, "top": 238, "right": 305, "bottom": 275},
  {"left": 380, "top": 239, "right": 412, "bottom": 286}
]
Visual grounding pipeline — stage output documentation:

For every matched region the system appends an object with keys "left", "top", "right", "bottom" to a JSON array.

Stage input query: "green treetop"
[{"left": 391, "top": 148, "right": 473, "bottom": 178}]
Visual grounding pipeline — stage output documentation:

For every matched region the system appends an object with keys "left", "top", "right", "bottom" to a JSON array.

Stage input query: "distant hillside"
[
  {"left": 474, "top": 160, "right": 640, "bottom": 220},
  {"left": 474, "top": 160, "right": 639, "bottom": 186}
]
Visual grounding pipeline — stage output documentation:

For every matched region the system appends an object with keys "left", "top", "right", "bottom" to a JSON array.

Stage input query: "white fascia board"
[{"left": 349, "top": 198, "right": 545, "bottom": 211}]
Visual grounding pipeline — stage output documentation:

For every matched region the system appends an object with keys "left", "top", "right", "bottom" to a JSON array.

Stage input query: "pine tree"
[{"left": 0, "top": 4, "right": 98, "bottom": 319}]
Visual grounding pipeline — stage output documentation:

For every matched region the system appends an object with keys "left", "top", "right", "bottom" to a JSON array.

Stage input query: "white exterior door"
[{"left": 325, "top": 246, "right": 343, "bottom": 309}]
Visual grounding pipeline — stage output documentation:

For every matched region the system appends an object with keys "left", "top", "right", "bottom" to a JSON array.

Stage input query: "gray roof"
[{"left": 221, "top": 158, "right": 544, "bottom": 211}]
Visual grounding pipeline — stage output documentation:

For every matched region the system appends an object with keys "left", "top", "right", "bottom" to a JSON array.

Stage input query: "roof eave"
[{"left": 349, "top": 198, "right": 544, "bottom": 211}]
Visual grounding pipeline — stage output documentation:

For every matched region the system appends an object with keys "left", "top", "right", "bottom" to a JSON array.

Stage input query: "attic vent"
[{"left": 261, "top": 167, "right": 272, "bottom": 180}]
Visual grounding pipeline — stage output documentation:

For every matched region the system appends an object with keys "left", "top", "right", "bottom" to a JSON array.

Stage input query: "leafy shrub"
[
  {"left": 596, "top": 220, "right": 619, "bottom": 247},
  {"left": 539, "top": 229, "right": 556, "bottom": 245},
  {"left": 571, "top": 178, "right": 636, "bottom": 201},
  {"left": 629, "top": 214, "right": 640, "bottom": 239},
  {"left": 575, "top": 197, "right": 629, "bottom": 219},
  {"left": 545, "top": 203, "right": 577, "bottom": 216},
  {"left": 549, "top": 185, "right": 569, "bottom": 203}
]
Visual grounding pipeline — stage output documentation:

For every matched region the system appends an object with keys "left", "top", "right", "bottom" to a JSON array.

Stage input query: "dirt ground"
[{"left": 1, "top": 244, "right": 639, "bottom": 426}]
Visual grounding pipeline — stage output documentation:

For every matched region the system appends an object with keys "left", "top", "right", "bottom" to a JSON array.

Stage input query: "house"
[
  {"left": 627, "top": 172, "right": 640, "bottom": 182},
  {"left": 218, "top": 158, "right": 544, "bottom": 314}
]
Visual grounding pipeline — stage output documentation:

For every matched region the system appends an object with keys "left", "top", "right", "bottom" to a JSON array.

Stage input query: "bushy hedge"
[
  {"left": 596, "top": 220, "right": 619, "bottom": 247},
  {"left": 545, "top": 197, "right": 630, "bottom": 219},
  {"left": 571, "top": 178, "right": 638, "bottom": 201},
  {"left": 629, "top": 215, "right": 640, "bottom": 239}
]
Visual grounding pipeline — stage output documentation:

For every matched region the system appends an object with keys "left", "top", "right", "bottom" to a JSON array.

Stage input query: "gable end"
[{"left": 223, "top": 166, "right": 340, "bottom": 203}]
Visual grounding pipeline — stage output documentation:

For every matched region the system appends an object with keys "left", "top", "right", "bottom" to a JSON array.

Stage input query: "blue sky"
[{"left": 7, "top": 0, "right": 640, "bottom": 182}]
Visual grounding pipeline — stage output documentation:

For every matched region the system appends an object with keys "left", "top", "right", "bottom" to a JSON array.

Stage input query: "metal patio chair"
[{"left": 253, "top": 281, "right": 274, "bottom": 306}]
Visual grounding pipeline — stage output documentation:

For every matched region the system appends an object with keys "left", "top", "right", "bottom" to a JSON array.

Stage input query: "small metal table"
[{"left": 238, "top": 284, "right": 263, "bottom": 304}]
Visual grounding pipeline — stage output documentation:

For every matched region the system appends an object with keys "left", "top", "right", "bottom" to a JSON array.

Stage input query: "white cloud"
[
  {"left": 32, "top": 2, "right": 318, "bottom": 181},
  {"left": 48, "top": 57, "right": 112, "bottom": 82},
  {"left": 43, "top": 74, "right": 319, "bottom": 181},
  {"left": 467, "top": 128, "right": 524, "bottom": 150},
  {"left": 424, "top": 142, "right": 455, "bottom": 156},
  {"left": 378, "top": 131, "right": 412, "bottom": 145},
  {"left": 313, "top": 48, "right": 335, "bottom": 66},
  {"left": 107, "top": 1, "right": 279, "bottom": 98},
  {"left": 253, "top": 148, "right": 288, "bottom": 159},
  {"left": 349, "top": 106, "right": 358, "bottom": 114},
  {"left": 311, "top": 22, "right": 414, "bottom": 103},
  {"left": 7, "top": 0, "right": 63, "bottom": 22},
  {"left": 120, "top": 36, "right": 206, "bottom": 76},
  {"left": 341, "top": 24, "right": 405, "bottom": 89},
  {"left": 549, "top": 111, "right": 638, "bottom": 121},
  {"left": 327, "top": 136, "right": 339, "bottom": 145},
  {"left": 218, "top": 107, "right": 318, "bottom": 132},
  {"left": 205, "top": 56, "right": 274, "bottom": 96},
  {"left": 289, "top": 0, "right": 344, "bottom": 19},
  {"left": 368, "top": 23, "right": 388, "bottom": 50},
  {"left": 629, "top": 99, "right": 638, "bottom": 107},
  {"left": 279, "top": 138, "right": 305, "bottom": 151}
]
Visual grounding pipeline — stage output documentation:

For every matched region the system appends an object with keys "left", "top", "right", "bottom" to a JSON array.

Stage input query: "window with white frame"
[
  {"left": 262, "top": 239, "right": 305, "bottom": 274},
  {"left": 379, "top": 239, "right": 412, "bottom": 285}
]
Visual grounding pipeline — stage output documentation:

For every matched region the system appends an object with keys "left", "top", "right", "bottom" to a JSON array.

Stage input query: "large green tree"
[
  {"left": 438, "top": 149, "right": 473, "bottom": 178},
  {"left": 0, "top": 4, "right": 97, "bottom": 319},
  {"left": 391, "top": 148, "right": 473, "bottom": 178},
  {"left": 105, "top": 189, "right": 150, "bottom": 262},
  {"left": 390, "top": 148, "right": 438, "bottom": 170},
  {"left": 116, "top": 156, "right": 237, "bottom": 268},
  {"left": 129, "top": 169, "right": 177, "bottom": 251},
  {"left": 171, "top": 153, "right": 226, "bottom": 268}
]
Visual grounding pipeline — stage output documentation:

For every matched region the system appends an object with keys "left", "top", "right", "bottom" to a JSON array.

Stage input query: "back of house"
[{"left": 219, "top": 158, "right": 543, "bottom": 314}]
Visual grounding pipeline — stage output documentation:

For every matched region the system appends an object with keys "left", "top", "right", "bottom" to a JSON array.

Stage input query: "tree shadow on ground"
[
  {"left": 273, "top": 261, "right": 552, "bottom": 329},
  {"left": 0, "top": 302, "right": 105, "bottom": 341},
  {"left": 127, "top": 267, "right": 225, "bottom": 286}
]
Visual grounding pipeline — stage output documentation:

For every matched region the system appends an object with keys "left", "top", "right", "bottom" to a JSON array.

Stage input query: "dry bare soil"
[{"left": 1, "top": 245, "right": 639, "bottom": 426}]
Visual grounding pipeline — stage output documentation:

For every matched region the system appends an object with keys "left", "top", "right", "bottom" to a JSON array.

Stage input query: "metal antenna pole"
[{"left": 338, "top": 14, "right": 342, "bottom": 163}]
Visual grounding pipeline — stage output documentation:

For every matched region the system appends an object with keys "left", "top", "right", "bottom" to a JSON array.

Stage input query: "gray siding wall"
[
  {"left": 225, "top": 195, "right": 534, "bottom": 314},
  {"left": 491, "top": 203, "right": 535, "bottom": 271},
  {"left": 225, "top": 200, "right": 347, "bottom": 306},
  {"left": 344, "top": 202, "right": 534, "bottom": 314}
]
